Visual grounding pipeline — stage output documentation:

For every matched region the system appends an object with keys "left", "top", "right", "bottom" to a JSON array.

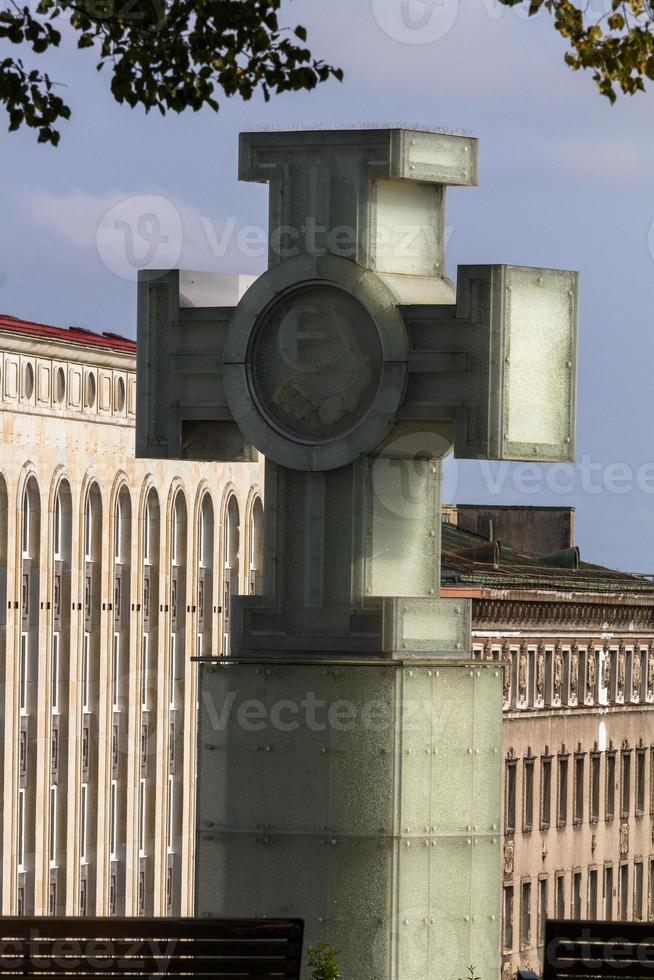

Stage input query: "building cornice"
[{"left": 472, "top": 595, "right": 654, "bottom": 632}]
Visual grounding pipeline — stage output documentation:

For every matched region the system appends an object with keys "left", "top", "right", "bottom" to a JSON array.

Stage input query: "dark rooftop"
[{"left": 441, "top": 518, "right": 654, "bottom": 594}]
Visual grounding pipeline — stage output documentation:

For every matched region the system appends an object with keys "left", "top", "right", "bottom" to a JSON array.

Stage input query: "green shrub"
[{"left": 306, "top": 941, "right": 340, "bottom": 980}]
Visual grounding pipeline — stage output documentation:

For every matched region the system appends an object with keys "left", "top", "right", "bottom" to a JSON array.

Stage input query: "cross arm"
[
  {"left": 399, "top": 263, "right": 579, "bottom": 462},
  {"left": 136, "top": 269, "right": 258, "bottom": 462}
]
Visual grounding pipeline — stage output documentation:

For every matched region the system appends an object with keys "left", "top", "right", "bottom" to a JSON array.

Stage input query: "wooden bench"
[
  {"left": 0, "top": 917, "right": 304, "bottom": 978},
  {"left": 544, "top": 919, "right": 654, "bottom": 978}
]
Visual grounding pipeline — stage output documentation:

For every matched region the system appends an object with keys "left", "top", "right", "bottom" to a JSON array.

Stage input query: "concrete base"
[{"left": 195, "top": 657, "right": 502, "bottom": 980}]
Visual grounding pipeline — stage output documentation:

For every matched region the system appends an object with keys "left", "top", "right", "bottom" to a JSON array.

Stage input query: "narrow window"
[
  {"left": 114, "top": 499, "right": 122, "bottom": 564},
  {"left": 143, "top": 502, "right": 151, "bottom": 565},
  {"left": 17, "top": 788, "right": 25, "bottom": 869},
  {"left": 635, "top": 862, "right": 644, "bottom": 920},
  {"left": 199, "top": 504, "right": 206, "bottom": 568},
  {"left": 619, "top": 864, "right": 629, "bottom": 920},
  {"left": 19, "top": 633, "right": 28, "bottom": 713},
  {"left": 51, "top": 633, "right": 59, "bottom": 712},
  {"left": 558, "top": 756, "right": 568, "bottom": 827},
  {"left": 588, "top": 868, "right": 598, "bottom": 918},
  {"left": 541, "top": 756, "right": 552, "bottom": 829},
  {"left": 574, "top": 754, "right": 584, "bottom": 824},
  {"left": 556, "top": 874, "right": 565, "bottom": 918},
  {"left": 54, "top": 493, "right": 62, "bottom": 560},
  {"left": 590, "top": 753, "right": 601, "bottom": 822},
  {"left": 84, "top": 494, "right": 92, "bottom": 561},
  {"left": 621, "top": 751, "right": 631, "bottom": 818},
  {"left": 503, "top": 886, "right": 513, "bottom": 951},
  {"left": 110, "top": 781, "right": 117, "bottom": 859},
  {"left": 140, "top": 634, "right": 148, "bottom": 711},
  {"left": 167, "top": 775, "right": 174, "bottom": 853},
  {"left": 505, "top": 760, "right": 517, "bottom": 834},
  {"left": 82, "top": 633, "right": 90, "bottom": 712},
  {"left": 523, "top": 758, "right": 534, "bottom": 832},
  {"left": 112, "top": 634, "right": 119, "bottom": 710},
  {"left": 606, "top": 752, "right": 616, "bottom": 820},
  {"left": 520, "top": 880, "right": 531, "bottom": 947},
  {"left": 49, "top": 785, "right": 57, "bottom": 866},
  {"left": 22, "top": 491, "right": 30, "bottom": 557},
  {"left": 604, "top": 865, "right": 613, "bottom": 919},
  {"left": 171, "top": 505, "right": 178, "bottom": 566},
  {"left": 572, "top": 871, "right": 582, "bottom": 919},
  {"left": 80, "top": 783, "right": 88, "bottom": 863},
  {"left": 636, "top": 749, "right": 646, "bottom": 816},
  {"left": 537, "top": 878, "right": 548, "bottom": 945},
  {"left": 650, "top": 748, "right": 654, "bottom": 816},
  {"left": 169, "top": 633, "right": 176, "bottom": 710},
  {"left": 138, "top": 779, "right": 146, "bottom": 856},
  {"left": 649, "top": 859, "right": 654, "bottom": 919}
]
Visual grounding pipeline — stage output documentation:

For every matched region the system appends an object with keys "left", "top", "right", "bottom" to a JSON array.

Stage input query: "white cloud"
[{"left": 21, "top": 187, "right": 268, "bottom": 281}]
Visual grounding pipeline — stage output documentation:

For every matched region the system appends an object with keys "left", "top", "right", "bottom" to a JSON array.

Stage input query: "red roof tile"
[{"left": 0, "top": 314, "right": 136, "bottom": 354}]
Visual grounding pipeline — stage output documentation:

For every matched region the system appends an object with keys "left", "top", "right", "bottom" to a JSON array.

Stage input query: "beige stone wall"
[
  {"left": 0, "top": 329, "right": 263, "bottom": 918},
  {"left": 472, "top": 628, "right": 654, "bottom": 978}
]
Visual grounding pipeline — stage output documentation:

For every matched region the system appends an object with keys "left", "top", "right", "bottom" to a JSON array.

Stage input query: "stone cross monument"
[{"left": 137, "top": 128, "right": 578, "bottom": 979}]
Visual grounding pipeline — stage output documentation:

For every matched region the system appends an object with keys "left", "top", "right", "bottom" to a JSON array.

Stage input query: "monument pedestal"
[{"left": 196, "top": 657, "right": 502, "bottom": 980}]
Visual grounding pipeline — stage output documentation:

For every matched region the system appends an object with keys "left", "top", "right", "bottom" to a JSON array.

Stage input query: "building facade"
[
  {"left": 442, "top": 507, "right": 654, "bottom": 977},
  {"left": 0, "top": 314, "right": 263, "bottom": 918}
]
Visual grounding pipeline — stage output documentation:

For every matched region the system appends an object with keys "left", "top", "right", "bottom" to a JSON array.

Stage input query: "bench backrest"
[
  {"left": 0, "top": 917, "right": 304, "bottom": 978},
  {"left": 543, "top": 919, "right": 654, "bottom": 978}
]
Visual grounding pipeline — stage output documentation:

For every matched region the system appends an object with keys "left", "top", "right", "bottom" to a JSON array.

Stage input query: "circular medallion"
[
  {"left": 248, "top": 284, "right": 383, "bottom": 444},
  {"left": 223, "top": 254, "right": 409, "bottom": 471}
]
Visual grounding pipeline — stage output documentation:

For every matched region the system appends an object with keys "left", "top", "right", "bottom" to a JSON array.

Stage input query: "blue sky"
[{"left": 2, "top": 0, "right": 654, "bottom": 570}]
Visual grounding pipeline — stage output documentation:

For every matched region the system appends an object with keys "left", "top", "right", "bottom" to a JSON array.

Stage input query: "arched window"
[
  {"left": 197, "top": 494, "right": 214, "bottom": 659},
  {"left": 167, "top": 489, "right": 187, "bottom": 916},
  {"left": 110, "top": 485, "right": 131, "bottom": 915},
  {"left": 249, "top": 497, "right": 264, "bottom": 596},
  {"left": 80, "top": 483, "right": 102, "bottom": 916},
  {"left": 18, "top": 476, "right": 41, "bottom": 916},
  {"left": 139, "top": 486, "right": 160, "bottom": 917},
  {"left": 222, "top": 496, "right": 240, "bottom": 655},
  {"left": 50, "top": 479, "right": 71, "bottom": 914},
  {"left": 169, "top": 490, "right": 187, "bottom": 709}
]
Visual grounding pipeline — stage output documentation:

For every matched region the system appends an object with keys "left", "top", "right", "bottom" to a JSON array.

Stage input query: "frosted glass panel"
[
  {"left": 429, "top": 838, "right": 472, "bottom": 977},
  {"left": 472, "top": 668, "right": 503, "bottom": 832},
  {"left": 470, "top": 837, "right": 502, "bottom": 978},
  {"left": 431, "top": 670, "right": 474, "bottom": 833},
  {"left": 374, "top": 181, "right": 441, "bottom": 277},
  {"left": 366, "top": 457, "right": 439, "bottom": 596},
  {"left": 393, "top": 131, "right": 478, "bottom": 185},
  {"left": 197, "top": 831, "right": 393, "bottom": 980},
  {"left": 504, "top": 266, "right": 577, "bottom": 457}
]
